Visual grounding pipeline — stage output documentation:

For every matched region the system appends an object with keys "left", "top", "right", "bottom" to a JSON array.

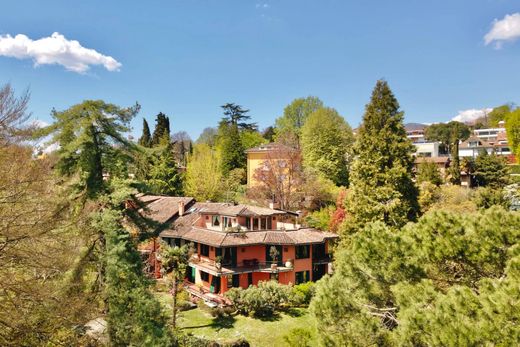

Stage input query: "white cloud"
[
  {"left": 452, "top": 108, "right": 493, "bottom": 123},
  {"left": 484, "top": 13, "right": 520, "bottom": 48},
  {"left": 256, "top": 3, "right": 270, "bottom": 9},
  {"left": 0, "top": 32, "right": 121, "bottom": 73}
]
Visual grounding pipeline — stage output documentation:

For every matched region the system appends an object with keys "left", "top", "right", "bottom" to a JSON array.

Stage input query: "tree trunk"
[{"left": 172, "top": 277, "right": 178, "bottom": 329}]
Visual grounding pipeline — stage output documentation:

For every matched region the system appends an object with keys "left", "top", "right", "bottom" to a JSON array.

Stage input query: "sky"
[{"left": 1, "top": 1, "right": 520, "bottom": 140}]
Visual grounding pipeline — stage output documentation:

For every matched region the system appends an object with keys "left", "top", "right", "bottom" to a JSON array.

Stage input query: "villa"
[{"left": 137, "top": 195, "right": 337, "bottom": 304}]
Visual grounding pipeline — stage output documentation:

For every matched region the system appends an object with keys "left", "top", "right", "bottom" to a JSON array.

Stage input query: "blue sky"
[{"left": 1, "top": 1, "right": 520, "bottom": 140}]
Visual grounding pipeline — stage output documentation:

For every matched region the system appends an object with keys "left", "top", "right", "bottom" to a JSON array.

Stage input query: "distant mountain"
[{"left": 404, "top": 122, "right": 427, "bottom": 131}]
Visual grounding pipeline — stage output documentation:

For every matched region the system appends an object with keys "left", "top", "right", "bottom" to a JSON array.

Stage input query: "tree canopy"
[
  {"left": 274, "top": 96, "right": 323, "bottom": 146},
  {"left": 312, "top": 207, "right": 520, "bottom": 346},
  {"left": 345, "top": 80, "right": 419, "bottom": 229},
  {"left": 300, "top": 107, "right": 354, "bottom": 186}
]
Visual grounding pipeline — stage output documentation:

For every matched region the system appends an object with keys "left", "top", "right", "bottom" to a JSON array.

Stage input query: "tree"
[
  {"left": 220, "top": 103, "right": 256, "bottom": 131},
  {"left": 158, "top": 243, "right": 190, "bottom": 329},
  {"left": 240, "top": 129, "right": 267, "bottom": 151},
  {"left": 151, "top": 112, "right": 170, "bottom": 146},
  {"left": 146, "top": 143, "right": 183, "bottom": 195},
  {"left": 300, "top": 107, "right": 354, "bottom": 186},
  {"left": 505, "top": 108, "right": 520, "bottom": 161},
  {"left": 172, "top": 131, "right": 192, "bottom": 166},
  {"left": 274, "top": 96, "right": 323, "bottom": 146},
  {"left": 196, "top": 127, "right": 218, "bottom": 147},
  {"left": 37, "top": 100, "right": 140, "bottom": 198},
  {"left": 416, "top": 160, "right": 443, "bottom": 186},
  {"left": 251, "top": 144, "right": 304, "bottom": 210},
  {"left": 138, "top": 118, "right": 152, "bottom": 147},
  {"left": 185, "top": 144, "right": 225, "bottom": 201},
  {"left": 345, "top": 80, "right": 419, "bottom": 229},
  {"left": 425, "top": 121, "right": 470, "bottom": 184},
  {"left": 311, "top": 207, "right": 520, "bottom": 346},
  {"left": 262, "top": 126, "right": 276, "bottom": 142},
  {"left": 473, "top": 151, "right": 510, "bottom": 188},
  {"left": 102, "top": 199, "right": 172, "bottom": 346},
  {"left": 0, "top": 83, "right": 31, "bottom": 146},
  {"left": 217, "top": 120, "right": 245, "bottom": 175}
]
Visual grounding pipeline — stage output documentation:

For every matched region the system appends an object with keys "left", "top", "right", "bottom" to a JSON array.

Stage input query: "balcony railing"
[{"left": 189, "top": 256, "right": 291, "bottom": 275}]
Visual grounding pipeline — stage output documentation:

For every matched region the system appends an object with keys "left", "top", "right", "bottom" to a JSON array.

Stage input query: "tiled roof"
[
  {"left": 160, "top": 227, "right": 338, "bottom": 247},
  {"left": 138, "top": 196, "right": 195, "bottom": 224},
  {"left": 197, "top": 203, "right": 285, "bottom": 216}
]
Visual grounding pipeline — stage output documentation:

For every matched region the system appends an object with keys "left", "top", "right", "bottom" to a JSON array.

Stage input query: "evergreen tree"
[
  {"left": 505, "top": 108, "right": 520, "bottom": 161},
  {"left": 416, "top": 160, "right": 443, "bottom": 186},
  {"left": 217, "top": 120, "right": 246, "bottom": 174},
  {"left": 36, "top": 100, "right": 140, "bottom": 198},
  {"left": 474, "top": 150, "right": 510, "bottom": 188},
  {"left": 138, "top": 118, "right": 151, "bottom": 147},
  {"left": 151, "top": 112, "right": 170, "bottom": 146},
  {"left": 147, "top": 140, "right": 183, "bottom": 195},
  {"left": 311, "top": 207, "right": 520, "bottom": 346},
  {"left": 424, "top": 121, "right": 470, "bottom": 184},
  {"left": 300, "top": 107, "right": 354, "bottom": 186},
  {"left": 262, "top": 126, "right": 276, "bottom": 142},
  {"left": 345, "top": 80, "right": 419, "bottom": 229},
  {"left": 221, "top": 103, "right": 256, "bottom": 130}
]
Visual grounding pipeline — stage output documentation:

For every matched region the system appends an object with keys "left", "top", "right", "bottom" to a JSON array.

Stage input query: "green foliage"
[
  {"left": 283, "top": 328, "right": 313, "bottom": 347},
  {"left": 225, "top": 281, "right": 291, "bottom": 317},
  {"left": 304, "top": 205, "right": 334, "bottom": 230},
  {"left": 474, "top": 151, "right": 510, "bottom": 188},
  {"left": 196, "top": 127, "right": 218, "bottom": 147},
  {"left": 345, "top": 80, "right": 419, "bottom": 229},
  {"left": 290, "top": 282, "right": 316, "bottom": 306},
  {"left": 218, "top": 121, "right": 245, "bottom": 175},
  {"left": 474, "top": 186, "right": 510, "bottom": 209},
  {"left": 185, "top": 144, "right": 230, "bottom": 202},
  {"left": 505, "top": 108, "right": 520, "bottom": 161},
  {"left": 261, "top": 126, "right": 276, "bottom": 142},
  {"left": 416, "top": 160, "right": 443, "bottom": 186},
  {"left": 151, "top": 112, "right": 171, "bottom": 146},
  {"left": 427, "top": 184, "right": 477, "bottom": 213},
  {"left": 220, "top": 103, "right": 256, "bottom": 131},
  {"left": 274, "top": 96, "right": 324, "bottom": 145},
  {"left": 425, "top": 121, "right": 470, "bottom": 184},
  {"left": 36, "top": 100, "right": 140, "bottom": 198},
  {"left": 487, "top": 104, "right": 512, "bottom": 127},
  {"left": 240, "top": 129, "right": 267, "bottom": 151},
  {"left": 138, "top": 118, "right": 152, "bottom": 147},
  {"left": 311, "top": 207, "right": 520, "bottom": 346},
  {"left": 300, "top": 107, "right": 354, "bottom": 186},
  {"left": 146, "top": 144, "right": 183, "bottom": 195},
  {"left": 103, "top": 207, "right": 172, "bottom": 346}
]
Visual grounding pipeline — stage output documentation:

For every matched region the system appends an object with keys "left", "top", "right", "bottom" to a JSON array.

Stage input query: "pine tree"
[
  {"left": 221, "top": 103, "right": 256, "bottom": 131},
  {"left": 345, "top": 80, "right": 419, "bottom": 229},
  {"left": 300, "top": 107, "right": 354, "bottom": 186},
  {"left": 474, "top": 150, "right": 510, "bottom": 188},
  {"left": 151, "top": 112, "right": 170, "bottom": 146},
  {"left": 138, "top": 118, "right": 151, "bottom": 147}
]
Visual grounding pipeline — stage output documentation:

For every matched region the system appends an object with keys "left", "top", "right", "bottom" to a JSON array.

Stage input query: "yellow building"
[{"left": 245, "top": 143, "right": 297, "bottom": 188}]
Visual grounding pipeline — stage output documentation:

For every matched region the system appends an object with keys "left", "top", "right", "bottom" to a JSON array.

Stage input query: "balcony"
[
  {"left": 189, "top": 256, "right": 292, "bottom": 276},
  {"left": 312, "top": 254, "right": 333, "bottom": 265}
]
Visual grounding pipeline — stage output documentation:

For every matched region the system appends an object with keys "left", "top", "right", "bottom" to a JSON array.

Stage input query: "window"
[
  {"left": 246, "top": 218, "right": 251, "bottom": 230},
  {"left": 295, "top": 271, "right": 310, "bottom": 284},
  {"left": 200, "top": 271, "right": 210, "bottom": 282},
  {"left": 223, "top": 216, "right": 232, "bottom": 229},
  {"left": 212, "top": 215, "right": 220, "bottom": 227},
  {"left": 200, "top": 244, "right": 210, "bottom": 257},
  {"left": 296, "top": 245, "right": 310, "bottom": 259},
  {"left": 261, "top": 217, "right": 267, "bottom": 230}
]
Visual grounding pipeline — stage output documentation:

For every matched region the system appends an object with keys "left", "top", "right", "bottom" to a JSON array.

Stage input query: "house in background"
[
  {"left": 245, "top": 143, "right": 297, "bottom": 188},
  {"left": 137, "top": 195, "right": 337, "bottom": 305}
]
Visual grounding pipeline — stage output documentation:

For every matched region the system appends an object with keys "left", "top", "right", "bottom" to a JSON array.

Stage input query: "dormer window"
[
  {"left": 212, "top": 215, "right": 220, "bottom": 227},
  {"left": 469, "top": 141, "right": 479, "bottom": 148}
]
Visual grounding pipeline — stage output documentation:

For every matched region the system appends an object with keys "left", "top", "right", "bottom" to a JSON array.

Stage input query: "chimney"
[
  {"left": 269, "top": 201, "right": 280, "bottom": 210},
  {"left": 178, "top": 201, "right": 185, "bottom": 216}
]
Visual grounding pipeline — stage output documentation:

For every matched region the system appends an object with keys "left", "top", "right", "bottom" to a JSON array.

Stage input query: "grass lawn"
[{"left": 176, "top": 306, "right": 318, "bottom": 346}]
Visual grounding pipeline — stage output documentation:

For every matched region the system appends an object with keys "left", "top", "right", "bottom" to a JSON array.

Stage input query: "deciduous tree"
[
  {"left": 300, "top": 107, "right": 354, "bottom": 186},
  {"left": 274, "top": 96, "right": 323, "bottom": 146}
]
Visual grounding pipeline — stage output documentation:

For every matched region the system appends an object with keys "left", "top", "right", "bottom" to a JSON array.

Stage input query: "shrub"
[
  {"left": 283, "top": 328, "right": 313, "bottom": 347},
  {"left": 290, "top": 282, "right": 316, "bottom": 306},
  {"left": 225, "top": 281, "right": 291, "bottom": 317},
  {"left": 474, "top": 187, "right": 510, "bottom": 209}
]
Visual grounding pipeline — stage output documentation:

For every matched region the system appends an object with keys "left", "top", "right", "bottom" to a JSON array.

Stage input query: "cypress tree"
[
  {"left": 345, "top": 80, "right": 419, "bottom": 229},
  {"left": 138, "top": 118, "right": 151, "bottom": 147},
  {"left": 218, "top": 121, "right": 245, "bottom": 175},
  {"left": 151, "top": 112, "right": 171, "bottom": 146}
]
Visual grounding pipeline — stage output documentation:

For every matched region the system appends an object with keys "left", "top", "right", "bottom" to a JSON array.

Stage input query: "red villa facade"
[{"left": 138, "top": 195, "right": 337, "bottom": 302}]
